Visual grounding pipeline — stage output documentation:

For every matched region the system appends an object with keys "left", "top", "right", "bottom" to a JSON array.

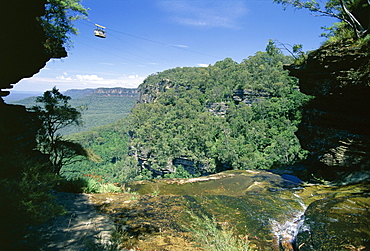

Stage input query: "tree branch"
[{"left": 339, "top": 0, "right": 366, "bottom": 38}]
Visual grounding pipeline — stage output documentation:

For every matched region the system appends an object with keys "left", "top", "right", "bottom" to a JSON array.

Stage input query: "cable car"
[{"left": 94, "top": 24, "right": 106, "bottom": 38}]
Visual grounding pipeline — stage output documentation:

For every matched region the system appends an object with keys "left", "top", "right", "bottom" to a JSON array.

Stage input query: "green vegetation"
[
  {"left": 29, "top": 87, "right": 88, "bottom": 174},
  {"left": 0, "top": 161, "right": 65, "bottom": 248},
  {"left": 62, "top": 42, "right": 311, "bottom": 182},
  {"left": 187, "top": 211, "right": 252, "bottom": 251},
  {"left": 274, "top": 0, "right": 370, "bottom": 41},
  {"left": 63, "top": 119, "right": 138, "bottom": 183},
  {"left": 127, "top": 42, "right": 311, "bottom": 177},
  {"left": 60, "top": 94, "right": 136, "bottom": 135},
  {"left": 58, "top": 176, "right": 123, "bottom": 193},
  {"left": 39, "top": 0, "right": 88, "bottom": 56},
  {"left": 55, "top": 42, "right": 313, "bottom": 183}
]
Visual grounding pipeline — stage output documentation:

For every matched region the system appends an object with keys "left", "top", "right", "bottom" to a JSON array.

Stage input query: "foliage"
[
  {"left": 39, "top": 0, "right": 88, "bottom": 56},
  {"left": 272, "top": 39, "right": 308, "bottom": 64},
  {"left": 55, "top": 42, "right": 312, "bottom": 182},
  {"left": 63, "top": 119, "right": 139, "bottom": 183},
  {"left": 164, "top": 165, "right": 196, "bottom": 179},
  {"left": 1, "top": 163, "right": 64, "bottom": 222},
  {"left": 187, "top": 211, "right": 252, "bottom": 251},
  {"left": 0, "top": 160, "right": 65, "bottom": 248},
  {"left": 127, "top": 41, "right": 310, "bottom": 177},
  {"left": 29, "top": 87, "right": 88, "bottom": 174},
  {"left": 58, "top": 176, "right": 122, "bottom": 193},
  {"left": 273, "top": 0, "right": 370, "bottom": 40},
  {"left": 61, "top": 95, "right": 136, "bottom": 135}
]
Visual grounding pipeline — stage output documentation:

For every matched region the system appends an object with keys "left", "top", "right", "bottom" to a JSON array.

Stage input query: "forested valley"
[
  {"left": 64, "top": 42, "right": 311, "bottom": 183},
  {"left": 2, "top": 0, "right": 369, "bottom": 249},
  {"left": 11, "top": 88, "right": 137, "bottom": 135}
]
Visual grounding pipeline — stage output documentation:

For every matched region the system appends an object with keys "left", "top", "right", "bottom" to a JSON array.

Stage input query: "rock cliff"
[
  {"left": 137, "top": 79, "right": 174, "bottom": 104},
  {"left": 0, "top": 0, "right": 66, "bottom": 97},
  {"left": 64, "top": 87, "right": 137, "bottom": 99},
  {"left": 285, "top": 40, "right": 370, "bottom": 181},
  {"left": 0, "top": 0, "right": 66, "bottom": 176}
]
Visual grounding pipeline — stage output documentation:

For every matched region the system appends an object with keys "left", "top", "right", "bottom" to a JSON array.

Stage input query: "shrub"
[
  {"left": 97, "top": 183, "right": 122, "bottom": 193},
  {"left": 0, "top": 162, "right": 65, "bottom": 249},
  {"left": 58, "top": 177, "right": 122, "bottom": 193},
  {"left": 187, "top": 211, "right": 252, "bottom": 251}
]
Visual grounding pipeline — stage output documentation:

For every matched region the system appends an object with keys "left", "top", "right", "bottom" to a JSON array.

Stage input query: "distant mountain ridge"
[
  {"left": 64, "top": 87, "right": 137, "bottom": 99},
  {"left": 3, "top": 91, "right": 43, "bottom": 102},
  {"left": 9, "top": 87, "right": 138, "bottom": 135}
]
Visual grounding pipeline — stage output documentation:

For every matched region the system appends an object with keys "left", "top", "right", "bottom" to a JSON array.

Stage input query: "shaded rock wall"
[
  {"left": 1, "top": 0, "right": 56, "bottom": 96},
  {"left": 285, "top": 41, "right": 370, "bottom": 180},
  {"left": 0, "top": 0, "right": 65, "bottom": 176},
  {"left": 0, "top": 104, "right": 43, "bottom": 178}
]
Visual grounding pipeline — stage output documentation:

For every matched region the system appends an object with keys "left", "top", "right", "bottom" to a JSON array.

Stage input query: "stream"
[{"left": 90, "top": 170, "right": 370, "bottom": 250}]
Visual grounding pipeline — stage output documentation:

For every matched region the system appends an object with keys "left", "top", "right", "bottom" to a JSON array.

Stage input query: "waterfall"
[{"left": 269, "top": 193, "right": 307, "bottom": 250}]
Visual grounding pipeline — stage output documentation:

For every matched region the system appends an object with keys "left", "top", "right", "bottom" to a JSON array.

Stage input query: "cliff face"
[
  {"left": 0, "top": 0, "right": 66, "bottom": 97},
  {"left": 0, "top": 0, "right": 65, "bottom": 177},
  {"left": 64, "top": 87, "right": 138, "bottom": 99},
  {"left": 93, "top": 87, "right": 137, "bottom": 97},
  {"left": 285, "top": 40, "right": 370, "bottom": 180},
  {"left": 137, "top": 79, "right": 174, "bottom": 104}
]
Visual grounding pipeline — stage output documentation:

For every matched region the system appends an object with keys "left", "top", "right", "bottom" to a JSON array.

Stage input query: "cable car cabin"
[
  {"left": 94, "top": 29, "right": 106, "bottom": 38},
  {"left": 94, "top": 24, "right": 106, "bottom": 38}
]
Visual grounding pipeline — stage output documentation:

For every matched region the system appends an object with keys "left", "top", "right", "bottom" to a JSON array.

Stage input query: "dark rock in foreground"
[{"left": 285, "top": 40, "right": 370, "bottom": 181}]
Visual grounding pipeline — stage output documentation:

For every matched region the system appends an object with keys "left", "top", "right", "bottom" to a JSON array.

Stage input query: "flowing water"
[{"left": 90, "top": 170, "right": 370, "bottom": 250}]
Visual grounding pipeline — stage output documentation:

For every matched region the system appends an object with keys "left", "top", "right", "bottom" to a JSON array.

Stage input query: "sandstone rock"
[
  {"left": 285, "top": 40, "right": 370, "bottom": 181},
  {"left": 297, "top": 194, "right": 370, "bottom": 251},
  {"left": 232, "top": 88, "right": 270, "bottom": 105},
  {"left": 137, "top": 79, "right": 174, "bottom": 104}
]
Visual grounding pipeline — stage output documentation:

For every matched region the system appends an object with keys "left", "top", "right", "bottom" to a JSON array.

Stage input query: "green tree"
[
  {"left": 30, "top": 87, "right": 88, "bottom": 174},
  {"left": 126, "top": 42, "right": 309, "bottom": 178},
  {"left": 39, "top": 0, "right": 88, "bottom": 56},
  {"left": 273, "top": 0, "right": 370, "bottom": 39}
]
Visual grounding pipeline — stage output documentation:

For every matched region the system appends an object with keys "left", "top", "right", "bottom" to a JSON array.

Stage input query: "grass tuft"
[{"left": 187, "top": 211, "right": 252, "bottom": 251}]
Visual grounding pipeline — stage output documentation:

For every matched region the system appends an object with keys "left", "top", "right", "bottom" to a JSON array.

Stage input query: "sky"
[{"left": 11, "top": 0, "right": 335, "bottom": 94}]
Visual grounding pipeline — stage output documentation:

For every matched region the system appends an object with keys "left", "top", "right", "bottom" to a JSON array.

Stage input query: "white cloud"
[
  {"left": 56, "top": 76, "right": 73, "bottom": 81},
  {"left": 157, "top": 0, "right": 248, "bottom": 29},
  {"left": 128, "top": 74, "right": 139, "bottom": 79},
  {"left": 76, "top": 74, "right": 104, "bottom": 81},
  {"left": 171, "top": 44, "right": 189, "bottom": 48},
  {"left": 198, "top": 64, "right": 209, "bottom": 67},
  {"left": 16, "top": 73, "right": 146, "bottom": 92}
]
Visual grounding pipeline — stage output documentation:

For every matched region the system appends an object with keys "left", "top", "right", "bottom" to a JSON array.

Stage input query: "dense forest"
[
  {"left": 65, "top": 41, "right": 311, "bottom": 182},
  {"left": 127, "top": 42, "right": 311, "bottom": 176}
]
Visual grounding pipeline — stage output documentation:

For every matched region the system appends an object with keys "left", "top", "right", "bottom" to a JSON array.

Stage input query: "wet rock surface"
[
  {"left": 297, "top": 195, "right": 370, "bottom": 251},
  {"left": 90, "top": 170, "right": 370, "bottom": 250}
]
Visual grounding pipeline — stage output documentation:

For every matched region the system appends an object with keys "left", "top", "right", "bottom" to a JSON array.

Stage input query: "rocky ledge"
[{"left": 285, "top": 40, "right": 370, "bottom": 181}]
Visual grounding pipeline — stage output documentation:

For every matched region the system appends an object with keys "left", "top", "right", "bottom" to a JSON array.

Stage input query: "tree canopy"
[
  {"left": 126, "top": 42, "right": 311, "bottom": 177},
  {"left": 39, "top": 0, "right": 88, "bottom": 57},
  {"left": 30, "top": 87, "right": 88, "bottom": 174},
  {"left": 274, "top": 0, "right": 370, "bottom": 39}
]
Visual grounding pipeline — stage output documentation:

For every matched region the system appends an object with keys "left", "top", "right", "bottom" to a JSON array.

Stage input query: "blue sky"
[{"left": 12, "top": 0, "right": 334, "bottom": 93}]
